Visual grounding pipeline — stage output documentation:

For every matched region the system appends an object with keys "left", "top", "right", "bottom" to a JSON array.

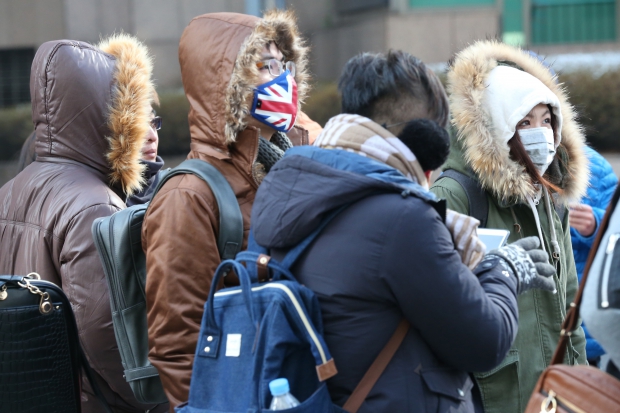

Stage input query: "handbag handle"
[{"left": 550, "top": 185, "right": 620, "bottom": 365}]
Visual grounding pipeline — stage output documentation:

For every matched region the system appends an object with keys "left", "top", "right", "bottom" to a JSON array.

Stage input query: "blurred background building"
[
  {"left": 1, "top": 0, "right": 619, "bottom": 184},
  {"left": 1, "top": 0, "right": 619, "bottom": 105}
]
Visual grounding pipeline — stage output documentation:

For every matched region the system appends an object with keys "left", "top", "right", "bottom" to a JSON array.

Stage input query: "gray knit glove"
[{"left": 487, "top": 236, "right": 556, "bottom": 294}]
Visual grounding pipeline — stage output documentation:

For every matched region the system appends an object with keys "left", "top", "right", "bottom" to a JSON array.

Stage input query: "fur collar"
[
  {"left": 447, "top": 40, "right": 588, "bottom": 204},
  {"left": 98, "top": 34, "right": 156, "bottom": 197}
]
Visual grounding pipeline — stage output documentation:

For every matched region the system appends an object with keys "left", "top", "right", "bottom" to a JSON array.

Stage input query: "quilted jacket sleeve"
[{"left": 143, "top": 175, "right": 222, "bottom": 409}]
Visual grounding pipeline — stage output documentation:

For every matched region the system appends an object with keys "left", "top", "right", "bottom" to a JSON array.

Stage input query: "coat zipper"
[
  {"left": 540, "top": 389, "right": 585, "bottom": 413},
  {"left": 601, "top": 233, "right": 619, "bottom": 308},
  {"left": 214, "top": 282, "right": 328, "bottom": 364}
]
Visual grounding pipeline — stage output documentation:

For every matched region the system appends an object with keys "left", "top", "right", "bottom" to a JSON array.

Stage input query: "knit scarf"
[
  {"left": 257, "top": 132, "right": 293, "bottom": 173},
  {"left": 314, "top": 114, "right": 429, "bottom": 188},
  {"left": 315, "top": 114, "right": 485, "bottom": 269}
]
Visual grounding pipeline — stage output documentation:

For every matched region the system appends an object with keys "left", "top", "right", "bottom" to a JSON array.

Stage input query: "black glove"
[{"left": 487, "top": 236, "right": 556, "bottom": 294}]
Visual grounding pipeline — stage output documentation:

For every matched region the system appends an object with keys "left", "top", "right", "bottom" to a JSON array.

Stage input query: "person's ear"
[{"left": 424, "top": 170, "right": 432, "bottom": 181}]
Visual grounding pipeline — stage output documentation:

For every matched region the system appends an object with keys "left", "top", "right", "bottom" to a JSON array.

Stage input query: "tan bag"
[{"left": 525, "top": 188, "right": 620, "bottom": 413}]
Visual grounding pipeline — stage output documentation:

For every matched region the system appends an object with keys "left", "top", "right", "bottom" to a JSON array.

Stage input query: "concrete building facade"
[{"left": 1, "top": 0, "right": 619, "bottom": 106}]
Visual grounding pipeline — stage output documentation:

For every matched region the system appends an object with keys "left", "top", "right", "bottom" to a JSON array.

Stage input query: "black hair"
[
  {"left": 397, "top": 119, "right": 450, "bottom": 171},
  {"left": 338, "top": 50, "right": 449, "bottom": 128}
]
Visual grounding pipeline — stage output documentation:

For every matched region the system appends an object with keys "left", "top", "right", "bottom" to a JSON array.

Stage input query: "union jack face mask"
[{"left": 250, "top": 70, "right": 298, "bottom": 133}]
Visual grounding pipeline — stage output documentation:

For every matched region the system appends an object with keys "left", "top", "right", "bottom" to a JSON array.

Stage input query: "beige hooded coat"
[{"left": 142, "top": 11, "right": 311, "bottom": 409}]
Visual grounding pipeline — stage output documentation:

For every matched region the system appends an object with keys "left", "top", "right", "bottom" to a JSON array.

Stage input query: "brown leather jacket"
[
  {"left": 142, "top": 11, "right": 311, "bottom": 410},
  {"left": 0, "top": 38, "right": 161, "bottom": 412}
]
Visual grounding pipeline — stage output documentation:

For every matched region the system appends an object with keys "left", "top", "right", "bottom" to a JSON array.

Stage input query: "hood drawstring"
[
  {"left": 510, "top": 207, "right": 522, "bottom": 236},
  {"left": 543, "top": 187, "right": 562, "bottom": 263},
  {"left": 525, "top": 187, "right": 562, "bottom": 263},
  {"left": 526, "top": 196, "right": 547, "bottom": 254}
]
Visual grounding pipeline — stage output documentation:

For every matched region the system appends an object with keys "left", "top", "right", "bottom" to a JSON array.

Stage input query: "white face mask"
[{"left": 518, "top": 127, "right": 555, "bottom": 175}]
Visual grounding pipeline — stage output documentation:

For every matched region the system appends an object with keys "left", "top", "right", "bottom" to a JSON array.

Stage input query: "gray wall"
[{"left": 0, "top": 0, "right": 247, "bottom": 89}]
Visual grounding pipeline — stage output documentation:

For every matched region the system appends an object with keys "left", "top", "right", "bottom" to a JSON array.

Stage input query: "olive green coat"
[{"left": 431, "top": 41, "right": 589, "bottom": 413}]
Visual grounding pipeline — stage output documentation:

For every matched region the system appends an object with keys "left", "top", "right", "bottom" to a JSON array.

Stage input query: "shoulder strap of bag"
[
  {"left": 79, "top": 347, "right": 114, "bottom": 413},
  {"left": 551, "top": 184, "right": 620, "bottom": 365},
  {"left": 436, "top": 169, "right": 488, "bottom": 228},
  {"left": 343, "top": 319, "right": 410, "bottom": 413},
  {"left": 151, "top": 159, "right": 243, "bottom": 260}
]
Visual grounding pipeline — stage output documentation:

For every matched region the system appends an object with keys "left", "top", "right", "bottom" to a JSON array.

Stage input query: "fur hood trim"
[
  {"left": 224, "top": 9, "right": 310, "bottom": 145},
  {"left": 448, "top": 40, "right": 588, "bottom": 204},
  {"left": 98, "top": 34, "right": 156, "bottom": 196}
]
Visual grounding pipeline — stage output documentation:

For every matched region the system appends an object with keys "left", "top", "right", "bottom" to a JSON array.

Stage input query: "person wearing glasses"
[
  {"left": 141, "top": 10, "right": 314, "bottom": 409},
  {"left": 126, "top": 111, "right": 165, "bottom": 206}
]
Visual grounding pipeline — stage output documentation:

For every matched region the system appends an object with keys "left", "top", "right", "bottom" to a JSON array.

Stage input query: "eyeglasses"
[
  {"left": 256, "top": 59, "right": 296, "bottom": 77},
  {"left": 150, "top": 116, "right": 162, "bottom": 131}
]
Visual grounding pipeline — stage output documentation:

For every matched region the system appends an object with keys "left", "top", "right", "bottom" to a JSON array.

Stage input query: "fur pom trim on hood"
[
  {"left": 98, "top": 33, "right": 156, "bottom": 196},
  {"left": 225, "top": 9, "right": 310, "bottom": 145},
  {"left": 447, "top": 40, "right": 588, "bottom": 204}
]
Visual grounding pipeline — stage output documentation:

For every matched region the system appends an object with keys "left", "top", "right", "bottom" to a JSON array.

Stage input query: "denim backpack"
[
  {"left": 176, "top": 209, "right": 345, "bottom": 413},
  {"left": 176, "top": 203, "right": 412, "bottom": 413}
]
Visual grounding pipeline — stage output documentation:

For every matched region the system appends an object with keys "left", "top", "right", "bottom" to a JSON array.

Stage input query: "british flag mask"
[{"left": 250, "top": 70, "right": 298, "bottom": 133}]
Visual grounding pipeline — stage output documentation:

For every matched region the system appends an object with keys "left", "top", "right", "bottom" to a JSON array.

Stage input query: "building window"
[
  {"left": 531, "top": 0, "right": 616, "bottom": 45},
  {"left": 245, "top": 0, "right": 287, "bottom": 16},
  {"left": 409, "top": 0, "right": 494, "bottom": 8},
  {"left": 336, "top": 0, "right": 389, "bottom": 14},
  {"left": 0, "top": 48, "right": 34, "bottom": 108}
]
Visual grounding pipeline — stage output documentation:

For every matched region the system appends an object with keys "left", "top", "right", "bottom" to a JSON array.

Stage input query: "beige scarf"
[{"left": 315, "top": 114, "right": 485, "bottom": 269}]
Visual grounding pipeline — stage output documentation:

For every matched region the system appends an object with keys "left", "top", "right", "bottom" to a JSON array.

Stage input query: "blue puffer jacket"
[{"left": 571, "top": 146, "right": 618, "bottom": 360}]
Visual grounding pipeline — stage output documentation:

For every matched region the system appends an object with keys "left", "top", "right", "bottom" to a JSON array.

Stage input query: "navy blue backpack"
[
  {"left": 176, "top": 211, "right": 345, "bottom": 413},
  {"left": 177, "top": 206, "right": 411, "bottom": 413}
]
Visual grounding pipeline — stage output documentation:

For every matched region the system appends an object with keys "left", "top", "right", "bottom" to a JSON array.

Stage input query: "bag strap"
[
  {"left": 79, "top": 347, "right": 114, "bottom": 413},
  {"left": 436, "top": 169, "right": 488, "bottom": 228},
  {"left": 343, "top": 318, "right": 410, "bottom": 413},
  {"left": 550, "top": 184, "right": 620, "bottom": 365},
  {"left": 151, "top": 159, "right": 243, "bottom": 260}
]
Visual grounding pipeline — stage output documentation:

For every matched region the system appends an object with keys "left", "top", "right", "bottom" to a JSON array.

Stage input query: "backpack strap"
[
  {"left": 279, "top": 205, "right": 350, "bottom": 270},
  {"left": 436, "top": 169, "right": 489, "bottom": 228},
  {"left": 343, "top": 318, "right": 410, "bottom": 413},
  {"left": 151, "top": 159, "right": 243, "bottom": 260},
  {"left": 551, "top": 192, "right": 567, "bottom": 224}
]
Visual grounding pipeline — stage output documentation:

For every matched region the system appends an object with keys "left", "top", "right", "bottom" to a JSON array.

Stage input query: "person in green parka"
[{"left": 431, "top": 40, "right": 589, "bottom": 413}]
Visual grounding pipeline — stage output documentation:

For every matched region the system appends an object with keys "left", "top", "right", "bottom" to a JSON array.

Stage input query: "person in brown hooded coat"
[
  {"left": 142, "top": 10, "right": 312, "bottom": 409},
  {"left": 0, "top": 36, "right": 166, "bottom": 412}
]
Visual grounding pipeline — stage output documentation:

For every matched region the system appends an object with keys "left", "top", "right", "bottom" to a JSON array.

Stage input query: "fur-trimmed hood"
[
  {"left": 445, "top": 40, "right": 588, "bottom": 205},
  {"left": 178, "top": 10, "right": 309, "bottom": 150},
  {"left": 31, "top": 35, "right": 155, "bottom": 196}
]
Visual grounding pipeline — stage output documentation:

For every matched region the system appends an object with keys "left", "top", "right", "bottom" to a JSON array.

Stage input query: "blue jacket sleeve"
[{"left": 571, "top": 148, "right": 618, "bottom": 267}]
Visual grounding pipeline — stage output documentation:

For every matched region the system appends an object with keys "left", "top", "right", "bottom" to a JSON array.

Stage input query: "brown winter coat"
[
  {"left": 0, "top": 37, "right": 160, "bottom": 412},
  {"left": 142, "top": 11, "right": 311, "bottom": 410}
]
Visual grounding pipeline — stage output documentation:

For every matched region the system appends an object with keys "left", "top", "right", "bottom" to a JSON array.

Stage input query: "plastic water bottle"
[{"left": 269, "top": 378, "right": 300, "bottom": 410}]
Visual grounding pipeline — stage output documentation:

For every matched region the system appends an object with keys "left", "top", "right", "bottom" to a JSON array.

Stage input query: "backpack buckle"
[{"left": 257, "top": 254, "right": 271, "bottom": 282}]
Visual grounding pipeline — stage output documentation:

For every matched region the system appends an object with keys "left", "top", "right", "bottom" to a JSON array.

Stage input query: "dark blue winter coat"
[
  {"left": 251, "top": 146, "right": 519, "bottom": 413},
  {"left": 570, "top": 147, "right": 618, "bottom": 360}
]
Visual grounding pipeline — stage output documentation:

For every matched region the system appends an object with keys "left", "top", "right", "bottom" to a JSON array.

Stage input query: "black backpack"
[
  {"left": 435, "top": 169, "right": 566, "bottom": 227},
  {"left": 92, "top": 159, "right": 243, "bottom": 404}
]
